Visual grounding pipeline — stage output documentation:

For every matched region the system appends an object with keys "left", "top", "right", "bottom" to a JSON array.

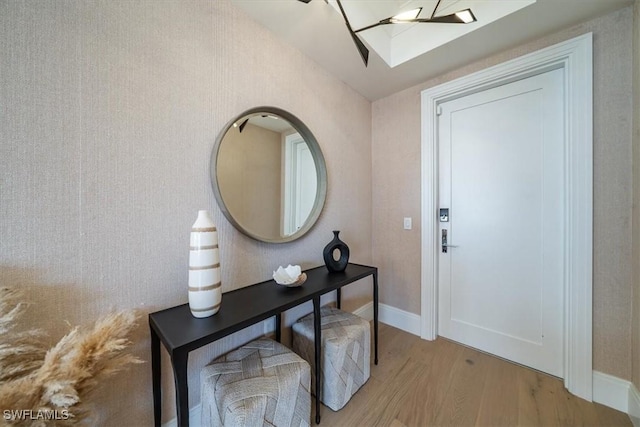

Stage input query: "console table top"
[{"left": 148, "top": 263, "right": 377, "bottom": 354}]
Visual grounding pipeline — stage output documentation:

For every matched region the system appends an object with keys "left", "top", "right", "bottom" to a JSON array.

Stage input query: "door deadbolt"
[{"left": 439, "top": 208, "right": 449, "bottom": 222}]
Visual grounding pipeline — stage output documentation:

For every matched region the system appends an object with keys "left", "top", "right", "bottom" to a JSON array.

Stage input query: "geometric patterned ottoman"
[
  {"left": 292, "top": 306, "right": 370, "bottom": 411},
  {"left": 200, "top": 338, "right": 311, "bottom": 427}
]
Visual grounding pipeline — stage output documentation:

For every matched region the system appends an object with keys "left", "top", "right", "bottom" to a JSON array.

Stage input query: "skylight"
[{"left": 329, "top": 0, "right": 536, "bottom": 67}]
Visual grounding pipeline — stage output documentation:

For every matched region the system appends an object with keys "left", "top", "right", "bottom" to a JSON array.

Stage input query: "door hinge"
[{"left": 436, "top": 105, "right": 443, "bottom": 116}]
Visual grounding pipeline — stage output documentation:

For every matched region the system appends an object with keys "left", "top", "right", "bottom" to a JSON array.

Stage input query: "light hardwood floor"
[{"left": 316, "top": 323, "right": 631, "bottom": 427}]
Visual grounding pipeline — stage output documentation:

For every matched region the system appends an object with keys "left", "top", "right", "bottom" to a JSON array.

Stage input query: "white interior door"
[
  {"left": 438, "top": 68, "right": 564, "bottom": 377},
  {"left": 283, "top": 134, "right": 317, "bottom": 235}
]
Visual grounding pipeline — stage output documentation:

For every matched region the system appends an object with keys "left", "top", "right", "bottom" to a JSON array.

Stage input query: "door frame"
[{"left": 420, "top": 34, "right": 593, "bottom": 400}]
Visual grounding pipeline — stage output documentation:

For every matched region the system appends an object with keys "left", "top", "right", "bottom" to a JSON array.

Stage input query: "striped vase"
[{"left": 188, "top": 210, "right": 222, "bottom": 318}]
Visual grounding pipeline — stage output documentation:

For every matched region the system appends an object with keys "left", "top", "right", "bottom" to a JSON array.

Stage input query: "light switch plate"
[{"left": 403, "top": 217, "right": 412, "bottom": 230}]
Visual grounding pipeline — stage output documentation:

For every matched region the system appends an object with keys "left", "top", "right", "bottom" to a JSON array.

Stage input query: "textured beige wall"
[
  {"left": 0, "top": 0, "right": 372, "bottom": 424},
  {"left": 632, "top": 0, "right": 640, "bottom": 391},
  {"left": 218, "top": 123, "right": 282, "bottom": 238},
  {"left": 372, "top": 7, "right": 635, "bottom": 380}
]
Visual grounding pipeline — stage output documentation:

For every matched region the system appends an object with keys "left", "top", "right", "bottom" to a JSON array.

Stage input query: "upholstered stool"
[
  {"left": 200, "top": 338, "right": 311, "bottom": 427},
  {"left": 292, "top": 306, "right": 370, "bottom": 411}
]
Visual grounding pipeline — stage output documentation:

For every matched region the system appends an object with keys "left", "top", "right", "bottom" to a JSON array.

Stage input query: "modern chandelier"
[{"left": 297, "top": 0, "right": 477, "bottom": 66}]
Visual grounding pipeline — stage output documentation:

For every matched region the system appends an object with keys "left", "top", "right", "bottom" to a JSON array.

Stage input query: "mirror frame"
[{"left": 210, "top": 106, "right": 328, "bottom": 244}]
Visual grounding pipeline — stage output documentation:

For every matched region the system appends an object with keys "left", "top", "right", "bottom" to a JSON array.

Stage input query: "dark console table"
[{"left": 149, "top": 263, "right": 378, "bottom": 427}]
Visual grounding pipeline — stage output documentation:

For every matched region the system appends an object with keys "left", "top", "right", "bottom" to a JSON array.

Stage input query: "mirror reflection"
[{"left": 211, "top": 108, "right": 327, "bottom": 243}]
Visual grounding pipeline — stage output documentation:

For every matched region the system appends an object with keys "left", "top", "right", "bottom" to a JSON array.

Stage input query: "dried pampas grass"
[{"left": 0, "top": 287, "right": 142, "bottom": 426}]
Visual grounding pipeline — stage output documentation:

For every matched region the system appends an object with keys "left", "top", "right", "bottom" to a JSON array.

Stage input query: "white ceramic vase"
[{"left": 188, "top": 210, "right": 222, "bottom": 318}]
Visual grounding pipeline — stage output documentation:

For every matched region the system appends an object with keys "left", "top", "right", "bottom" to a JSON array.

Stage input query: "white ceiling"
[{"left": 231, "top": 0, "right": 633, "bottom": 101}]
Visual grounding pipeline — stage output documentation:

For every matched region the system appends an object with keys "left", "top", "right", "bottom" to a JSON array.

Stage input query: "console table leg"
[
  {"left": 151, "top": 329, "right": 162, "bottom": 427},
  {"left": 275, "top": 313, "right": 282, "bottom": 343},
  {"left": 313, "top": 296, "right": 322, "bottom": 424},
  {"left": 373, "top": 271, "right": 379, "bottom": 365},
  {"left": 171, "top": 351, "right": 189, "bottom": 427},
  {"left": 336, "top": 288, "right": 341, "bottom": 310}
]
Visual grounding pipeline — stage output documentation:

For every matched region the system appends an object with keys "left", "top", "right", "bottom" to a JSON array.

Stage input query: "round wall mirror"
[{"left": 210, "top": 107, "right": 327, "bottom": 243}]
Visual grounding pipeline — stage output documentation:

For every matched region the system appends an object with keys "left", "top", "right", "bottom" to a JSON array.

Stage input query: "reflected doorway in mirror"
[{"left": 283, "top": 132, "right": 317, "bottom": 235}]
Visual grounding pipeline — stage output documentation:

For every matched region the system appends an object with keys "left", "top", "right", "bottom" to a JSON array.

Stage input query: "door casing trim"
[{"left": 420, "top": 33, "right": 593, "bottom": 400}]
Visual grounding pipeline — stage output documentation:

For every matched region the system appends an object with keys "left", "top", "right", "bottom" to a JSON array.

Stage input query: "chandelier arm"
[
  {"left": 430, "top": 0, "right": 443, "bottom": 19},
  {"left": 354, "top": 18, "right": 392, "bottom": 34},
  {"left": 336, "top": 0, "right": 369, "bottom": 66},
  {"left": 336, "top": 0, "right": 354, "bottom": 32}
]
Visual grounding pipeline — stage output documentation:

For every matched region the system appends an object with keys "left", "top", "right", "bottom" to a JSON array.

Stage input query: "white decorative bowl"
[{"left": 273, "top": 265, "right": 307, "bottom": 287}]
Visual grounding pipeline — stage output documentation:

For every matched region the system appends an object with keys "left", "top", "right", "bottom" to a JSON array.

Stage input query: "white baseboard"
[
  {"left": 630, "top": 382, "right": 640, "bottom": 427},
  {"left": 262, "top": 301, "right": 420, "bottom": 338},
  {"left": 593, "top": 370, "right": 638, "bottom": 417},
  {"left": 378, "top": 303, "right": 421, "bottom": 336},
  {"left": 162, "top": 403, "right": 201, "bottom": 427},
  {"left": 353, "top": 301, "right": 374, "bottom": 320},
  {"left": 353, "top": 301, "right": 421, "bottom": 336}
]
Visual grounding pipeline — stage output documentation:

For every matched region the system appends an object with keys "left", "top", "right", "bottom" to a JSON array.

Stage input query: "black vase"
[{"left": 323, "top": 230, "right": 350, "bottom": 272}]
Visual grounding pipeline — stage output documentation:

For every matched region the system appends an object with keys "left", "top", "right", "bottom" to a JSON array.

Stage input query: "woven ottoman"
[
  {"left": 200, "top": 338, "right": 311, "bottom": 427},
  {"left": 292, "top": 306, "right": 370, "bottom": 411}
]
